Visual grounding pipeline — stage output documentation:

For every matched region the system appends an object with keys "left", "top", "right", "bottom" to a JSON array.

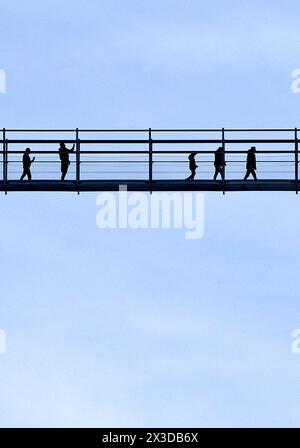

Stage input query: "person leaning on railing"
[{"left": 59, "top": 142, "right": 75, "bottom": 181}]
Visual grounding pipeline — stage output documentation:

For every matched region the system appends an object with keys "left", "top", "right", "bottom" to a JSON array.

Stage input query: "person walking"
[
  {"left": 213, "top": 146, "right": 226, "bottom": 180},
  {"left": 244, "top": 146, "right": 258, "bottom": 180},
  {"left": 185, "top": 152, "right": 198, "bottom": 181},
  {"left": 20, "top": 148, "right": 35, "bottom": 181}
]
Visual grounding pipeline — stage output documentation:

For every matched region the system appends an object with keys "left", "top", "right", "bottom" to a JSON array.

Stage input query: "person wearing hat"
[
  {"left": 20, "top": 147, "right": 35, "bottom": 181},
  {"left": 185, "top": 152, "right": 198, "bottom": 181},
  {"left": 58, "top": 142, "right": 75, "bottom": 181},
  {"left": 213, "top": 146, "right": 226, "bottom": 180},
  {"left": 244, "top": 146, "right": 258, "bottom": 180}
]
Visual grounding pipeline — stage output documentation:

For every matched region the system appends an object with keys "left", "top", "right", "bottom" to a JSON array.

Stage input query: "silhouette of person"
[
  {"left": 244, "top": 146, "right": 258, "bottom": 180},
  {"left": 20, "top": 148, "right": 35, "bottom": 181},
  {"left": 185, "top": 152, "right": 198, "bottom": 180},
  {"left": 213, "top": 146, "right": 226, "bottom": 180},
  {"left": 59, "top": 142, "right": 75, "bottom": 180}
]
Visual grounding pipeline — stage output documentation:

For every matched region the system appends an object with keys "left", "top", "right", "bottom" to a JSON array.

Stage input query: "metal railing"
[{"left": 0, "top": 127, "right": 299, "bottom": 193}]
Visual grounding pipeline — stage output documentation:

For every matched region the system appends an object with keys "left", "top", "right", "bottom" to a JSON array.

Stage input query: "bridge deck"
[{"left": 0, "top": 179, "right": 298, "bottom": 193}]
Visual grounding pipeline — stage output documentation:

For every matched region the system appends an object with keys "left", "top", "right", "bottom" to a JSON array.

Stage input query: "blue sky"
[{"left": 1, "top": 0, "right": 300, "bottom": 427}]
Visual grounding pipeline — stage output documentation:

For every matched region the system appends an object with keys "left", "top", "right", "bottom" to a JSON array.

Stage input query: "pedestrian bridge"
[{"left": 1, "top": 127, "right": 300, "bottom": 193}]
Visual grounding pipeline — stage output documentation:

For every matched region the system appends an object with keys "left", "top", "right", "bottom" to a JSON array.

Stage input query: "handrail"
[
  {"left": 2, "top": 128, "right": 298, "bottom": 133},
  {"left": 0, "top": 127, "right": 299, "bottom": 194}
]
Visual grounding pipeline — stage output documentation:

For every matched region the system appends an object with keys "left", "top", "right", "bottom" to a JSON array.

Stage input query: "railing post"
[
  {"left": 149, "top": 127, "right": 153, "bottom": 193},
  {"left": 4, "top": 136, "right": 8, "bottom": 195},
  {"left": 2, "top": 128, "right": 5, "bottom": 190},
  {"left": 76, "top": 128, "right": 80, "bottom": 194},
  {"left": 222, "top": 128, "right": 226, "bottom": 194},
  {"left": 295, "top": 128, "right": 298, "bottom": 195}
]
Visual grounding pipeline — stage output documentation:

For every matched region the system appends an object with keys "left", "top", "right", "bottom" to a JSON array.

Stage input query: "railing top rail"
[
  {"left": 152, "top": 128, "right": 297, "bottom": 133},
  {"left": 0, "top": 138, "right": 297, "bottom": 145},
  {"left": 3, "top": 129, "right": 149, "bottom": 133},
  {"left": 2, "top": 128, "right": 298, "bottom": 133}
]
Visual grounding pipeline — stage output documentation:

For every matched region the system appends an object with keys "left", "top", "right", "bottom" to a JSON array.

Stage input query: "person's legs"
[
  {"left": 244, "top": 169, "right": 250, "bottom": 180},
  {"left": 214, "top": 166, "right": 224, "bottom": 181},
  {"left": 61, "top": 163, "right": 68, "bottom": 180},
  {"left": 186, "top": 168, "right": 195, "bottom": 181},
  {"left": 251, "top": 169, "right": 257, "bottom": 180},
  {"left": 27, "top": 169, "right": 32, "bottom": 181},
  {"left": 20, "top": 171, "right": 26, "bottom": 181},
  {"left": 213, "top": 167, "right": 218, "bottom": 181}
]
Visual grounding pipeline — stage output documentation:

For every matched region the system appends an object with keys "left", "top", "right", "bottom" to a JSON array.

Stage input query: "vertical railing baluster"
[
  {"left": 295, "top": 128, "right": 298, "bottom": 195},
  {"left": 4, "top": 138, "right": 8, "bottom": 194},
  {"left": 149, "top": 127, "right": 153, "bottom": 193},
  {"left": 2, "top": 128, "right": 5, "bottom": 191},
  {"left": 222, "top": 127, "right": 226, "bottom": 194},
  {"left": 76, "top": 128, "right": 80, "bottom": 194}
]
